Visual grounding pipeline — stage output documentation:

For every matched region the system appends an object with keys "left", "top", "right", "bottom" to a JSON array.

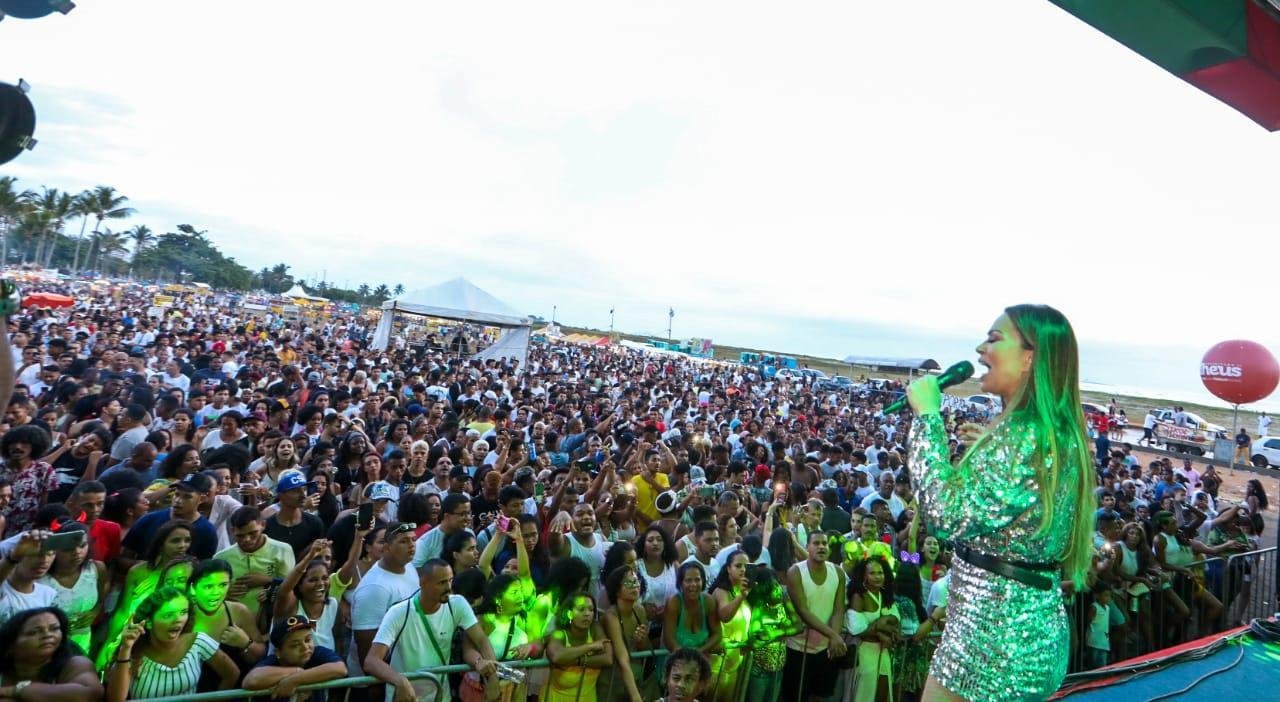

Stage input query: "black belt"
[{"left": 953, "top": 543, "right": 1058, "bottom": 591}]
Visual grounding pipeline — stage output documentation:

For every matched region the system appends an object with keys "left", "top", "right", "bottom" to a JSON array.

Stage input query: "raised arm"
[{"left": 601, "top": 611, "right": 642, "bottom": 702}]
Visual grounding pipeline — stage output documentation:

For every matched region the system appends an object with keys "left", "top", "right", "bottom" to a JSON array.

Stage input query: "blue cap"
[{"left": 276, "top": 470, "right": 308, "bottom": 494}]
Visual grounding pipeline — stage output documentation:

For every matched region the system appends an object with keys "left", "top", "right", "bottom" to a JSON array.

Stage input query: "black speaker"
[
  {"left": 0, "top": 0, "right": 75, "bottom": 20},
  {"left": 0, "top": 80, "right": 37, "bottom": 165}
]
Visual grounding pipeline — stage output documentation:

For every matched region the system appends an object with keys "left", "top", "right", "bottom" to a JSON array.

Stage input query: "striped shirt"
[{"left": 129, "top": 632, "right": 219, "bottom": 699}]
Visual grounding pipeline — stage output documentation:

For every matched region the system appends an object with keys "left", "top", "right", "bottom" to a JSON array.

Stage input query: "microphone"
[{"left": 882, "top": 360, "right": 975, "bottom": 414}]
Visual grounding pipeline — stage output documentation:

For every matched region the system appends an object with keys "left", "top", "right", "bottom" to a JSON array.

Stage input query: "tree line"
[{"left": 0, "top": 177, "right": 404, "bottom": 305}]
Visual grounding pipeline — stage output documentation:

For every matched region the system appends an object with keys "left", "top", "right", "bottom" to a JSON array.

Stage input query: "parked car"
[
  {"left": 1250, "top": 437, "right": 1280, "bottom": 469},
  {"left": 802, "top": 368, "right": 829, "bottom": 381},
  {"left": 1082, "top": 402, "right": 1110, "bottom": 418},
  {"left": 967, "top": 394, "right": 1002, "bottom": 413},
  {"left": 820, "top": 375, "right": 855, "bottom": 392},
  {"left": 774, "top": 368, "right": 804, "bottom": 383}
]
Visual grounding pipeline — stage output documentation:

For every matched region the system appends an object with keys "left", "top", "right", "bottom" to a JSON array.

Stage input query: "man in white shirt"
[
  {"left": 350, "top": 521, "right": 421, "bottom": 674},
  {"left": 680, "top": 521, "right": 722, "bottom": 587},
  {"left": 858, "top": 472, "right": 906, "bottom": 521},
  {"left": 364, "top": 559, "right": 499, "bottom": 702},
  {"left": 1259, "top": 413, "right": 1272, "bottom": 438}
]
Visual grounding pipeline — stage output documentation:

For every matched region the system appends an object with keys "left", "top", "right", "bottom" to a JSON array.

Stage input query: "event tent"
[
  {"left": 282, "top": 284, "right": 329, "bottom": 303},
  {"left": 370, "top": 278, "right": 531, "bottom": 365},
  {"left": 841, "top": 356, "right": 941, "bottom": 372}
]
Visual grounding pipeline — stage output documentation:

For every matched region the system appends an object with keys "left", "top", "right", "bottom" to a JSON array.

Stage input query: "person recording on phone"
[{"left": 0, "top": 529, "right": 59, "bottom": 624}]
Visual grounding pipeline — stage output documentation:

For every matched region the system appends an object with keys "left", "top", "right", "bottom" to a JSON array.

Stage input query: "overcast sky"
[{"left": 3, "top": 1, "right": 1279, "bottom": 367}]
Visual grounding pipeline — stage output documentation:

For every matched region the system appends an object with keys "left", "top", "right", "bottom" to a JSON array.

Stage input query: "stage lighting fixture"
[
  {"left": 0, "top": 0, "right": 75, "bottom": 21},
  {"left": 0, "top": 79, "right": 37, "bottom": 165}
]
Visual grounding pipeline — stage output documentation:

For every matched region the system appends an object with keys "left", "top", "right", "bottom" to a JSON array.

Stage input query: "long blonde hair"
[{"left": 967, "top": 304, "right": 1096, "bottom": 589}]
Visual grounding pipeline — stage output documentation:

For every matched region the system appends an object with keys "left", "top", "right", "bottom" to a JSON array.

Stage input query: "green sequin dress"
[{"left": 909, "top": 413, "right": 1076, "bottom": 701}]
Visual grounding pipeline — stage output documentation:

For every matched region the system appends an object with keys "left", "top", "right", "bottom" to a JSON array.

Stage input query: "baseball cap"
[
  {"left": 275, "top": 470, "right": 308, "bottom": 494},
  {"left": 754, "top": 464, "right": 772, "bottom": 480},
  {"left": 269, "top": 614, "right": 316, "bottom": 649},
  {"left": 306, "top": 371, "right": 322, "bottom": 382},
  {"left": 366, "top": 481, "right": 396, "bottom": 502},
  {"left": 175, "top": 472, "right": 214, "bottom": 494}
]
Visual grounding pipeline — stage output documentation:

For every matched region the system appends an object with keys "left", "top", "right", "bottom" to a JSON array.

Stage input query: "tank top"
[
  {"left": 41, "top": 565, "right": 98, "bottom": 651},
  {"left": 1162, "top": 534, "right": 1194, "bottom": 568},
  {"left": 677, "top": 533, "right": 696, "bottom": 559},
  {"left": 1119, "top": 543, "right": 1139, "bottom": 577},
  {"left": 675, "top": 594, "right": 712, "bottom": 649},
  {"left": 297, "top": 597, "right": 340, "bottom": 651},
  {"left": 567, "top": 534, "right": 608, "bottom": 591},
  {"left": 786, "top": 561, "right": 838, "bottom": 653},
  {"left": 639, "top": 562, "right": 677, "bottom": 611}
]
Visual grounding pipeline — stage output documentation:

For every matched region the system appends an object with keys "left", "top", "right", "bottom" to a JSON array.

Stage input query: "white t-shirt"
[
  {"left": 0, "top": 580, "right": 57, "bottom": 625},
  {"left": 373, "top": 594, "right": 477, "bottom": 702},
  {"left": 351, "top": 562, "right": 420, "bottom": 634},
  {"left": 682, "top": 554, "right": 721, "bottom": 587},
  {"left": 926, "top": 573, "right": 949, "bottom": 615}
]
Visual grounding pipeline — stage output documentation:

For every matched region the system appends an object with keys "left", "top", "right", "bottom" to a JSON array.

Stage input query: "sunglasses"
[{"left": 387, "top": 522, "right": 417, "bottom": 538}]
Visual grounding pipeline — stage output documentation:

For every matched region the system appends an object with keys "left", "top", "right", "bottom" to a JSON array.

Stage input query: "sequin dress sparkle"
[{"left": 909, "top": 413, "right": 1076, "bottom": 701}]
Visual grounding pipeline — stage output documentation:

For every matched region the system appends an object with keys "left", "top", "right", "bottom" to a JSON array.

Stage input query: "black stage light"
[
  {"left": 0, "top": 79, "right": 37, "bottom": 165},
  {"left": 0, "top": 0, "right": 75, "bottom": 21}
]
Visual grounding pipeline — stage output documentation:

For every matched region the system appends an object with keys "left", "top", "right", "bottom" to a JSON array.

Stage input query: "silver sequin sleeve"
[{"left": 909, "top": 413, "right": 1040, "bottom": 545}]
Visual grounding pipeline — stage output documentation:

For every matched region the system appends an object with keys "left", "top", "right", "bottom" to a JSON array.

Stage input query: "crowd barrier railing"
[
  {"left": 144, "top": 649, "right": 673, "bottom": 702},
  {"left": 142, "top": 626, "right": 947, "bottom": 702},
  {"left": 1220, "top": 546, "right": 1276, "bottom": 627},
  {"left": 1067, "top": 547, "right": 1277, "bottom": 674}
]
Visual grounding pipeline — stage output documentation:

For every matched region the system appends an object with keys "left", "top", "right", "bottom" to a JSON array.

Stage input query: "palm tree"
[
  {"left": 16, "top": 208, "right": 52, "bottom": 264},
  {"left": 393, "top": 283, "right": 404, "bottom": 296},
  {"left": 356, "top": 283, "right": 371, "bottom": 302},
  {"left": 27, "top": 188, "right": 76, "bottom": 268},
  {"left": 127, "top": 225, "right": 154, "bottom": 277},
  {"left": 67, "top": 189, "right": 94, "bottom": 270},
  {"left": 94, "top": 230, "right": 129, "bottom": 275},
  {"left": 0, "top": 177, "right": 33, "bottom": 266},
  {"left": 74, "top": 186, "right": 134, "bottom": 272}
]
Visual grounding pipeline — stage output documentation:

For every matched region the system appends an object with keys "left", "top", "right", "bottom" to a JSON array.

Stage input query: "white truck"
[{"left": 1150, "top": 408, "right": 1226, "bottom": 456}]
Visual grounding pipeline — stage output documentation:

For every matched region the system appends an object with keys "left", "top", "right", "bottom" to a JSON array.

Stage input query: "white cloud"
[{"left": 3, "top": 0, "right": 1279, "bottom": 364}]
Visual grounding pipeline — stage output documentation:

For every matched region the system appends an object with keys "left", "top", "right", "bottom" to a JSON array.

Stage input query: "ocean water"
[{"left": 730, "top": 318, "right": 1280, "bottom": 414}]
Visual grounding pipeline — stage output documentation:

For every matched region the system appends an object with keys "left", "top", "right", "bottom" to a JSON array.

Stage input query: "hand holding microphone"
[
  {"left": 905, "top": 377, "right": 943, "bottom": 416},
  {"left": 889, "top": 361, "right": 975, "bottom": 416}
]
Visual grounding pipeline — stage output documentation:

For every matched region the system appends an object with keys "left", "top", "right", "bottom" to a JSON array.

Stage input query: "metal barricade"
[
  {"left": 1064, "top": 551, "right": 1271, "bottom": 674},
  {"left": 1222, "top": 546, "right": 1277, "bottom": 627},
  {"left": 143, "top": 649, "right": 669, "bottom": 702}
]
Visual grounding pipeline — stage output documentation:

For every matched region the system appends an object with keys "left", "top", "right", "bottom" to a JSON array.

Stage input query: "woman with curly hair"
[{"left": 0, "top": 425, "right": 57, "bottom": 536}]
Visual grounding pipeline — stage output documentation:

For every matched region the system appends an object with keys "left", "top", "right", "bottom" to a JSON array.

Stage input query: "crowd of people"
[{"left": 0, "top": 279, "right": 1269, "bottom": 702}]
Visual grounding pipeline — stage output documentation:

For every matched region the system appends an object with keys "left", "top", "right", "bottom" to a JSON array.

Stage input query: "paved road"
[{"left": 1105, "top": 427, "right": 1277, "bottom": 476}]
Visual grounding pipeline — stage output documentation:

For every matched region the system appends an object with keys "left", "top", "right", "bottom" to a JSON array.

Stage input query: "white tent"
[
  {"left": 282, "top": 284, "right": 329, "bottom": 302},
  {"left": 370, "top": 278, "right": 531, "bottom": 363}
]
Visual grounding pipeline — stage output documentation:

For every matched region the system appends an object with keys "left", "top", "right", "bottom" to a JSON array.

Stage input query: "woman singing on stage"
[{"left": 906, "top": 304, "right": 1095, "bottom": 702}]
